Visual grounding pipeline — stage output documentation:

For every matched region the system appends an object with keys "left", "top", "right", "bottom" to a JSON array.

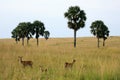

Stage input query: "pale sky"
[{"left": 0, "top": 0, "right": 120, "bottom": 38}]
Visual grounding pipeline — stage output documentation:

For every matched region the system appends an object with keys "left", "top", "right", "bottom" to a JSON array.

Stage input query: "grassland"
[{"left": 0, "top": 37, "right": 120, "bottom": 80}]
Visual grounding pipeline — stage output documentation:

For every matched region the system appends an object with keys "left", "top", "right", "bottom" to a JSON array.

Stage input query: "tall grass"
[{"left": 0, "top": 37, "right": 120, "bottom": 80}]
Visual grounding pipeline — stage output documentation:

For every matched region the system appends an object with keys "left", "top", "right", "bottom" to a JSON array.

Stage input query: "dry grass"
[{"left": 0, "top": 37, "right": 120, "bottom": 80}]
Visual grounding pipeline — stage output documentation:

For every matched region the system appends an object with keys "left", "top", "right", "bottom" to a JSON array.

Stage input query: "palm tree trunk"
[
  {"left": 97, "top": 37, "right": 99, "bottom": 48},
  {"left": 27, "top": 38, "right": 29, "bottom": 45},
  {"left": 37, "top": 38, "right": 39, "bottom": 46},
  {"left": 103, "top": 39, "right": 105, "bottom": 46},
  {"left": 74, "top": 30, "right": 76, "bottom": 48},
  {"left": 16, "top": 38, "right": 18, "bottom": 44},
  {"left": 22, "top": 38, "right": 24, "bottom": 46}
]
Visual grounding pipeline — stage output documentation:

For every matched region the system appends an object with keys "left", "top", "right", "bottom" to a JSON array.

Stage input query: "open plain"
[{"left": 0, "top": 37, "right": 120, "bottom": 80}]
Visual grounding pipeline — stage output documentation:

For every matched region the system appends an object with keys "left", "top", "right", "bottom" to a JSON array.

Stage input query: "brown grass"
[{"left": 0, "top": 37, "right": 120, "bottom": 80}]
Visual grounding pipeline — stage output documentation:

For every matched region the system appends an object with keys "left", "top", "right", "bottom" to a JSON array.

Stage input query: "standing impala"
[
  {"left": 18, "top": 56, "right": 33, "bottom": 68},
  {"left": 65, "top": 59, "right": 76, "bottom": 68}
]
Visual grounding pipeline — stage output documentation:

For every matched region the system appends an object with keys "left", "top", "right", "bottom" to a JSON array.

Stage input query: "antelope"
[
  {"left": 18, "top": 56, "right": 33, "bottom": 68},
  {"left": 39, "top": 65, "right": 47, "bottom": 72},
  {"left": 65, "top": 59, "right": 76, "bottom": 68}
]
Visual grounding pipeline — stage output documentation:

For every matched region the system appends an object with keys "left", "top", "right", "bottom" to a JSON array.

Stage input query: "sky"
[{"left": 0, "top": 0, "right": 120, "bottom": 38}]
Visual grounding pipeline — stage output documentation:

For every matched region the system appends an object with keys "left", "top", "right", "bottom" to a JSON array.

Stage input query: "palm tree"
[
  {"left": 17, "top": 22, "right": 27, "bottom": 46},
  {"left": 11, "top": 27, "right": 20, "bottom": 44},
  {"left": 32, "top": 20, "right": 45, "bottom": 46},
  {"left": 64, "top": 6, "right": 87, "bottom": 47},
  {"left": 90, "top": 20, "right": 109, "bottom": 48},
  {"left": 44, "top": 31, "right": 50, "bottom": 40},
  {"left": 25, "top": 22, "right": 33, "bottom": 45},
  {"left": 101, "top": 25, "right": 110, "bottom": 46}
]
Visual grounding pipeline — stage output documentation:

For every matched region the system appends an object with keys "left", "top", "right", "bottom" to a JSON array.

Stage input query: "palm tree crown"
[
  {"left": 44, "top": 31, "right": 50, "bottom": 40},
  {"left": 32, "top": 20, "right": 45, "bottom": 38},
  {"left": 64, "top": 6, "right": 86, "bottom": 31}
]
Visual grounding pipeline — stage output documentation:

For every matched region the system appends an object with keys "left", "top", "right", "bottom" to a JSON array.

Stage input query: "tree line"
[
  {"left": 11, "top": 6, "right": 110, "bottom": 48},
  {"left": 11, "top": 20, "right": 50, "bottom": 46}
]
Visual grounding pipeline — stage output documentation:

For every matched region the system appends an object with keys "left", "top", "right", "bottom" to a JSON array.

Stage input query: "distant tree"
[
  {"left": 101, "top": 24, "right": 110, "bottom": 46},
  {"left": 44, "top": 31, "right": 50, "bottom": 40},
  {"left": 32, "top": 20, "right": 45, "bottom": 46},
  {"left": 64, "top": 6, "right": 87, "bottom": 47},
  {"left": 25, "top": 22, "right": 33, "bottom": 45},
  {"left": 11, "top": 27, "right": 20, "bottom": 44},
  {"left": 90, "top": 20, "right": 110, "bottom": 48},
  {"left": 16, "top": 22, "right": 27, "bottom": 46}
]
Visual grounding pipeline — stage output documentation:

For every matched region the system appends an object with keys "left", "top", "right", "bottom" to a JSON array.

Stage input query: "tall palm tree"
[
  {"left": 101, "top": 25, "right": 110, "bottom": 46},
  {"left": 25, "top": 22, "right": 33, "bottom": 45},
  {"left": 11, "top": 27, "right": 20, "bottom": 44},
  {"left": 64, "top": 6, "right": 87, "bottom": 47},
  {"left": 90, "top": 21, "right": 102, "bottom": 48},
  {"left": 44, "top": 31, "right": 50, "bottom": 40},
  {"left": 17, "top": 22, "right": 27, "bottom": 46},
  {"left": 32, "top": 20, "right": 45, "bottom": 46},
  {"left": 90, "top": 20, "right": 109, "bottom": 48}
]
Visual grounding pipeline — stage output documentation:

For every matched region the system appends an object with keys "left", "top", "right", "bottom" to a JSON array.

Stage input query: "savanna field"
[{"left": 0, "top": 37, "right": 120, "bottom": 80}]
